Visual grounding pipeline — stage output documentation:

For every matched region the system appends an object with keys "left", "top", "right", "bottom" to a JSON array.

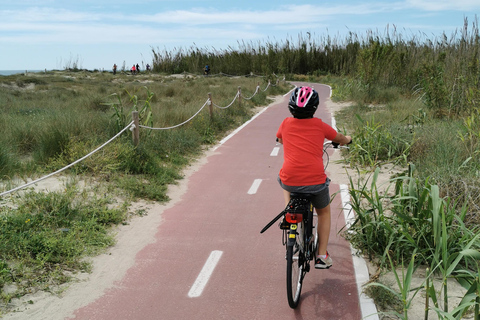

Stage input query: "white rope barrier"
[
  {"left": 217, "top": 72, "right": 255, "bottom": 78},
  {"left": 140, "top": 80, "right": 268, "bottom": 130},
  {"left": 139, "top": 99, "right": 210, "bottom": 130},
  {"left": 212, "top": 92, "right": 239, "bottom": 109},
  {"left": 241, "top": 86, "right": 260, "bottom": 100},
  {"left": 262, "top": 82, "right": 271, "bottom": 92},
  {"left": 0, "top": 121, "right": 135, "bottom": 197}
]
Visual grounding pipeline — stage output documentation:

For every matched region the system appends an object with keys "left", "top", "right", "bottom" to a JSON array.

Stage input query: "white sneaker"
[{"left": 315, "top": 252, "right": 332, "bottom": 269}]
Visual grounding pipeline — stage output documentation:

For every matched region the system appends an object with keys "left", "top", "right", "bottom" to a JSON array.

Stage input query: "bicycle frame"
[
  {"left": 284, "top": 194, "right": 315, "bottom": 258},
  {"left": 259, "top": 182, "right": 320, "bottom": 308},
  {"left": 283, "top": 193, "right": 317, "bottom": 308}
]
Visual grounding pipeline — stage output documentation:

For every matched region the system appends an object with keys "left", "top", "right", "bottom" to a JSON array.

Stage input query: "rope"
[
  {"left": 212, "top": 92, "right": 239, "bottom": 109},
  {"left": 217, "top": 72, "right": 258, "bottom": 78},
  {"left": 262, "top": 82, "right": 271, "bottom": 92},
  {"left": 0, "top": 121, "right": 135, "bottom": 197},
  {"left": 218, "top": 72, "right": 238, "bottom": 77},
  {"left": 139, "top": 99, "right": 209, "bottom": 130},
  {"left": 241, "top": 86, "right": 259, "bottom": 100}
]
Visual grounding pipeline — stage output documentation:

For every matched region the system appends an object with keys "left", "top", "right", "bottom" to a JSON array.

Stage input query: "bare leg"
[
  {"left": 315, "top": 204, "right": 331, "bottom": 256},
  {"left": 282, "top": 189, "right": 291, "bottom": 206}
]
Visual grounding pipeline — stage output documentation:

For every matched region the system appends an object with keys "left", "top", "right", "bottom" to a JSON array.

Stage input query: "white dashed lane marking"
[
  {"left": 270, "top": 147, "right": 280, "bottom": 156},
  {"left": 247, "top": 179, "right": 262, "bottom": 195},
  {"left": 188, "top": 250, "right": 223, "bottom": 298}
]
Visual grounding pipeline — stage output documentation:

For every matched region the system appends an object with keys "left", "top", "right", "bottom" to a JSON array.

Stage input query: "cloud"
[
  {"left": 0, "top": 5, "right": 351, "bottom": 45},
  {"left": 404, "top": 0, "right": 480, "bottom": 11},
  {"left": 138, "top": 4, "right": 394, "bottom": 26},
  {"left": 0, "top": 2, "right": 478, "bottom": 47},
  {"left": 1, "top": 4, "right": 392, "bottom": 26},
  {"left": 3, "top": 7, "right": 101, "bottom": 22}
]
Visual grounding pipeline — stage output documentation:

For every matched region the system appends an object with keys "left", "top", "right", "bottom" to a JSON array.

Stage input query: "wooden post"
[
  {"left": 132, "top": 111, "right": 139, "bottom": 146},
  {"left": 208, "top": 93, "right": 213, "bottom": 119},
  {"left": 238, "top": 86, "right": 242, "bottom": 107}
]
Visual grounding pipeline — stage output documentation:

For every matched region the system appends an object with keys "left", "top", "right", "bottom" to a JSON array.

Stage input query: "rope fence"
[
  {"left": 0, "top": 75, "right": 286, "bottom": 197},
  {"left": 134, "top": 79, "right": 276, "bottom": 132},
  {"left": 211, "top": 92, "right": 240, "bottom": 109},
  {"left": 0, "top": 121, "right": 135, "bottom": 197},
  {"left": 139, "top": 99, "right": 210, "bottom": 130}
]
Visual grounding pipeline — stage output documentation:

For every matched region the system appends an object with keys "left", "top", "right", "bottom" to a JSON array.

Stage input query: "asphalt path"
[{"left": 70, "top": 82, "right": 364, "bottom": 320}]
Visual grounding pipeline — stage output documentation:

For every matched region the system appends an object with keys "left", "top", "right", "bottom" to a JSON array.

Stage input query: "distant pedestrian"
[
  {"left": 136, "top": 64, "right": 140, "bottom": 73},
  {"left": 204, "top": 64, "right": 210, "bottom": 75},
  {"left": 131, "top": 64, "right": 136, "bottom": 74},
  {"left": 146, "top": 64, "right": 151, "bottom": 72},
  {"left": 113, "top": 63, "right": 117, "bottom": 75}
]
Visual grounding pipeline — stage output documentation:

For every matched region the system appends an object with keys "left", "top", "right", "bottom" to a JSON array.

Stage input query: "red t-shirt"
[{"left": 276, "top": 117, "right": 337, "bottom": 186}]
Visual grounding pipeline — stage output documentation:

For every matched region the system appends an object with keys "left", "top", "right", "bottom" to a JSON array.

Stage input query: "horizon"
[{"left": 1, "top": 0, "right": 479, "bottom": 71}]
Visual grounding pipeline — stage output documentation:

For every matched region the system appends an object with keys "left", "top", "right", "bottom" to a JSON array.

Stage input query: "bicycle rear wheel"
[{"left": 286, "top": 241, "right": 304, "bottom": 308}]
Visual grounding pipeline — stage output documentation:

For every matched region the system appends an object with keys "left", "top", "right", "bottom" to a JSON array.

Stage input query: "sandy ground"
[{"left": 1, "top": 96, "right": 470, "bottom": 320}]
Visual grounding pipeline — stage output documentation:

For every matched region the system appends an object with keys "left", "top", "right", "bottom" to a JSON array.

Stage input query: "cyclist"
[{"left": 276, "top": 86, "right": 352, "bottom": 269}]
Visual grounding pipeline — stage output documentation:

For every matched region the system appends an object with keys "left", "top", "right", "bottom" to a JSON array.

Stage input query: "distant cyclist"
[{"left": 276, "top": 86, "right": 352, "bottom": 269}]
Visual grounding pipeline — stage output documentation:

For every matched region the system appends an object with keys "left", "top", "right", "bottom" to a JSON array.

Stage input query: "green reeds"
[
  {"left": 347, "top": 164, "right": 480, "bottom": 318},
  {"left": 152, "top": 18, "right": 480, "bottom": 117}
]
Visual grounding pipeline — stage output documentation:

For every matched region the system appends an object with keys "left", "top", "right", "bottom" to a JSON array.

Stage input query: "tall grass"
[{"left": 153, "top": 18, "right": 479, "bottom": 117}]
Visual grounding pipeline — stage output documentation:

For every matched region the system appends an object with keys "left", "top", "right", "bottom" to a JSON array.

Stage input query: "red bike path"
[{"left": 69, "top": 82, "right": 371, "bottom": 320}]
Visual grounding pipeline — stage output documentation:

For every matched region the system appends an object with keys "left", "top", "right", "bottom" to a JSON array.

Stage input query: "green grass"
[{"left": 0, "top": 185, "right": 126, "bottom": 305}]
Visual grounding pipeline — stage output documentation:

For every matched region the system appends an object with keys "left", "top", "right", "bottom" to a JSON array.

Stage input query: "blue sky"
[{"left": 1, "top": 0, "right": 479, "bottom": 71}]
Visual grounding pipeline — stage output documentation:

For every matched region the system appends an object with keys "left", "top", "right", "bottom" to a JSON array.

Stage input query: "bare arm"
[{"left": 331, "top": 133, "right": 352, "bottom": 146}]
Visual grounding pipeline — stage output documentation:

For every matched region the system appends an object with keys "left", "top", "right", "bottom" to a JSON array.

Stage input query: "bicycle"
[{"left": 260, "top": 141, "right": 348, "bottom": 308}]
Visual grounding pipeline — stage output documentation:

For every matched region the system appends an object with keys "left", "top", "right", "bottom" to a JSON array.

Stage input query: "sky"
[{"left": 0, "top": 0, "right": 479, "bottom": 71}]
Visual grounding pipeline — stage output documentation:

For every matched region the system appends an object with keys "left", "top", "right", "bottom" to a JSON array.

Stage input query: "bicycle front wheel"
[{"left": 286, "top": 242, "right": 303, "bottom": 308}]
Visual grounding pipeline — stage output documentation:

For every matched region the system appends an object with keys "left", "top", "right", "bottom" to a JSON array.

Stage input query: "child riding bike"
[{"left": 276, "top": 86, "right": 352, "bottom": 269}]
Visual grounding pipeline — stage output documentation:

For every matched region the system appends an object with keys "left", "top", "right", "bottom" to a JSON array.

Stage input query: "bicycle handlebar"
[{"left": 331, "top": 138, "right": 352, "bottom": 149}]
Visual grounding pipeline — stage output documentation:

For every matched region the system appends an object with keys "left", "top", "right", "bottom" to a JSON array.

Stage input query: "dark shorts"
[{"left": 278, "top": 176, "right": 331, "bottom": 209}]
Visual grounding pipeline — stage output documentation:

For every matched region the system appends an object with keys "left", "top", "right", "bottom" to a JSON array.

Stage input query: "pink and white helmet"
[{"left": 288, "top": 86, "right": 319, "bottom": 118}]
